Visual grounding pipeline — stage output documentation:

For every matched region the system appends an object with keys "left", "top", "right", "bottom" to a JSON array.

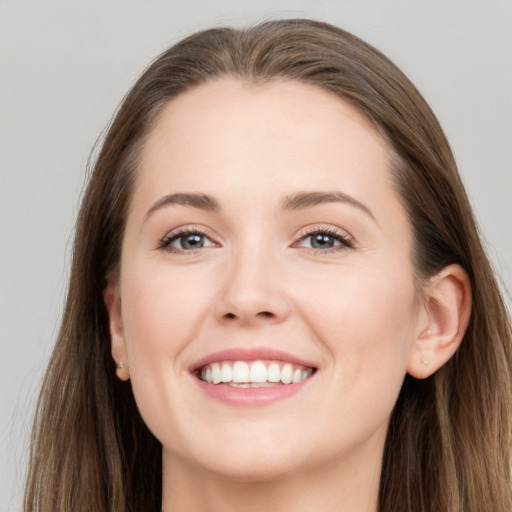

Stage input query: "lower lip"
[{"left": 193, "top": 376, "right": 313, "bottom": 406}]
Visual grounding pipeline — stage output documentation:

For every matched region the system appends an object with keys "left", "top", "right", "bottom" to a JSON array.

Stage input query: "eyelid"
[
  {"left": 158, "top": 224, "right": 221, "bottom": 252},
  {"left": 292, "top": 224, "right": 355, "bottom": 251},
  {"left": 157, "top": 223, "right": 355, "bottom": 254}
]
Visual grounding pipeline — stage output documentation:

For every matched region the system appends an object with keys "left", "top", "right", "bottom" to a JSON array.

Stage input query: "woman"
[{"left": 24, "top": 19, "right": 512, "bottom": 512}]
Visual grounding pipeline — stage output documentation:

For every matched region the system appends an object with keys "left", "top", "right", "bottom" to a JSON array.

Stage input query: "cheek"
[
  {"left": 119, "top": 260, "right": 215, "bottom": 376},
  {"left": 294, "top": 265, "right": 418, "bottom": 449},
  {"left": 301, "top": 262, "right": 418, "bottom": 381},
  {"left": 118, "top": 261, "right": 218, "bottom": 442}
]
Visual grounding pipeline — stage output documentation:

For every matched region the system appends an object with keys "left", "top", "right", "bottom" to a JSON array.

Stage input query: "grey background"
[{"left": 1, "top": 1, "right": 511, "bottom": 510}]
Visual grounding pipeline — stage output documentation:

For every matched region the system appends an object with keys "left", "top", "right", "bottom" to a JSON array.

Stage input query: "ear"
[
  {"left": 407, "top": 264, "right": 472, "bottom": 379},
  {"left": 104, "top": 281, "right": 130, "bottom": 381}
]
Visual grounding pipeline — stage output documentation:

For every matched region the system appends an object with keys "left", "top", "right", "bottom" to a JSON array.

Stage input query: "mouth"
[
  {"left": 196, "top": 360, "right": 316, "bottom": 387},
  {"left": 190, "top": 348, "right": 318, "bottom": 406}
]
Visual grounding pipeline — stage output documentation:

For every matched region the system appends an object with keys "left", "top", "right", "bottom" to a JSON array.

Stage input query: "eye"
[
  {"left": 159, "top": 229, "right": 217, "bottom": 253},
  {"left": 295, "top": 228, "right": 353, "bottom": 252}
]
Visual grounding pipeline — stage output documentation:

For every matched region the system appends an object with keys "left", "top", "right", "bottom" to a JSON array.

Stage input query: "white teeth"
[
  {"left": 211, "top": 363, "right": 222, "bottom": 384},
  {"left": 232, "top": 361, "right": 250, "bottom": 383},
  {"left": 250, "top": 361, "right": 267, "bottom": 383},
  {"left": 199, "top": 360, "right": 315, "bottom": 385},
  {"left": 267, "top": 363, "right": 281, "bottom": 383},
  {"left": 221, "top": 363, "right": 232, "bottom": 383},
  {"left": 280, "top": 364, "right": 293, "bottom": 384},
  {"left": 292, "top": 368, "right": 302, "bottom": 384}
]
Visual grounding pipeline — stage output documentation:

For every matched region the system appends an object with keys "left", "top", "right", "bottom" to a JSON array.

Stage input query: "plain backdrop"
[{"left": 1, "top": 1, "right": 511, "bottom": 510}]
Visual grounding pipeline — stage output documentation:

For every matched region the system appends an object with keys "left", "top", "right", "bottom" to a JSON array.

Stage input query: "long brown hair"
[{"left": 24, "top": 19, "right": 512, "bottom": 512}]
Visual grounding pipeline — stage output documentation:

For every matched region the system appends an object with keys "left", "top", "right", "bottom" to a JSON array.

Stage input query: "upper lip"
[{"left": 189, "top": 347, "right": 317, "bottom": 372}]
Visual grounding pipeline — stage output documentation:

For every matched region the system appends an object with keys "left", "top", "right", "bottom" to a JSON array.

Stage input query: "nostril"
[{"left": 220, "top": 310, "right": 278, "bottom": 322}]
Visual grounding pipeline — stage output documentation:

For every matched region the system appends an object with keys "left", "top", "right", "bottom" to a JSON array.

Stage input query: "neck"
[{"left": 161, "top": 449, "right": 382, "bottom": 512}]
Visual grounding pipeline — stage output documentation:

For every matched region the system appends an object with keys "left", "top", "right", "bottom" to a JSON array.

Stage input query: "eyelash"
[
  {"left": 158, "top": 226, "right": 354, "bottom": 254},
  {"left": 294, "top": 227, "right": 354, "bottom": 253},
  {"left": 158, "top": 226, "right": 218, "bottom": 253}
]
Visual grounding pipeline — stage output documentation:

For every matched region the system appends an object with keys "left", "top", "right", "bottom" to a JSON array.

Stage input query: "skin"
[{"left": 106, "top": 79, "right": 470, "bottom": 512}]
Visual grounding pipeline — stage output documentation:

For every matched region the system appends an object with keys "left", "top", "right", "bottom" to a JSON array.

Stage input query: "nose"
[{"left": 213, "top": 247, "right": 290, "bottom": 326}]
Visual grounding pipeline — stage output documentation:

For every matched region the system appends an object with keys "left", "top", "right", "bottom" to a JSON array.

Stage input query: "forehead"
[{"left": 133, "top": 78, "right": 400, "bottom": 218}]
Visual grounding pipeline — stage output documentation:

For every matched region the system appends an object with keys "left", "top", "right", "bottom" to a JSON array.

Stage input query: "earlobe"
[
  {"left": 407, "top": 264, "right": 472, "bottom": 379},
  {"left": 104, "top": 281, "right": 130, "bottom": 381}
]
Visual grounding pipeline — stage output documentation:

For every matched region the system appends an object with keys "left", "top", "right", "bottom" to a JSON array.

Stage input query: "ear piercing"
[
  {"left": 420, "top": 354, "right": 431, "bottom": 373},
  {"left": 115, "top": 361, "right": 130, "bottom": 381},
  {"left": 416, "top": 329, "right": 433, "bottom": 375},
  {"left": 418, "top": 340, "right": 431, "bottom": 373}
]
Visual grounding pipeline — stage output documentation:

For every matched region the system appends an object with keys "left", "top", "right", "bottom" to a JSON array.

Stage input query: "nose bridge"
[{"left": 215, "top": 235, "right": 289, "bottom": 325}]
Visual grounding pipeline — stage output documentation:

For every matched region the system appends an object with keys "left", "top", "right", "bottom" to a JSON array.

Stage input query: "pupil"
[
  {"left": 312, "top": 234, "right": 334, "bottom": 248},
  {"left": 181, "top": 234, "right": 203, "bottom": 249}
]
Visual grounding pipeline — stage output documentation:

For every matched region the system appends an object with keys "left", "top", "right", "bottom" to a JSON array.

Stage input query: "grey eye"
[
  {"left": 298, "top": 232, "right": 344, "bottom": 249},
  {"left": 308, "top": 233, "right": 339, "bottom": 249},
  {"left": 294, "top": 229, "right": 353, "bottom": 251},
  {"left": 174, "top": 233, "right": 214, "bottom": 250},
  {"left": 180, "top": 234, "right": 203, "bottom": 249},
  {"left": 164, "top": 231, "right": 216, "bottom": 251}
]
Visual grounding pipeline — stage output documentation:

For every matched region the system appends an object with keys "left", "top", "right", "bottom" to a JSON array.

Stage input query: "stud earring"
[{"left": 115, "top": 361, "right": 130, "bottom": 381}]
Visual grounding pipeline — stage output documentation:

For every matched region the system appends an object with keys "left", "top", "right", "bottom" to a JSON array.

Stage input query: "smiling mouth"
[{"left": 197, "top": 360, "right": 316, "bottom": 387}]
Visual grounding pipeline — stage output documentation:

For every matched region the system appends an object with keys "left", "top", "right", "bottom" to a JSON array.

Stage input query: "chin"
[
  {"left": 166, "top": 431, "right": 312, "bottom": 483},
  {"left": 198, "top": 453, "right": 302, "bottom": 483}
]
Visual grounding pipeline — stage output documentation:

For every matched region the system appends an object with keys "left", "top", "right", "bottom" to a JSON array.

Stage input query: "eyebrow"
[
  {"left": 283, "top": 191, "right": 376, "bottom": 222},
  {"left": 144, "top": 190, "right": 376, "bottom": 223},
  {"left": 145, "top": 193, "right": 220, "bottom": 220}
]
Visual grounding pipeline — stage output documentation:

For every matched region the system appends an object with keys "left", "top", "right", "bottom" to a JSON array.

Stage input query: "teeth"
[
  {"left": 232, "top": 361, "right": 250, "bottom": 383},
  {"left": 211, "top": 363, "right": 222, "bottom": 384},
  {"left": 198, "top": 360, "right": 314, "bottom": 386},
  {"left": 267, "top": 363, "right": 281, "bottom": 383},
  {"left": 250, "top": 361, "right": 267, "bottom": 383},
  {"left": 229, "top": 382, "right": 280, "bottom": 388},
  {"left": 221, "top": 363, "right": 232, "bottom": 383},
  {"left": 292, "top": 368, "right": 302, "bottom": 384},
  {"left": 281, "top": 364, "right": 293, "bottom": 384}
]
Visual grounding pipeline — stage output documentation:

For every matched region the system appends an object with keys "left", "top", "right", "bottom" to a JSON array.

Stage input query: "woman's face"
[{"left": 110, "top": 79, "right": 426, "bottom": 481}]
